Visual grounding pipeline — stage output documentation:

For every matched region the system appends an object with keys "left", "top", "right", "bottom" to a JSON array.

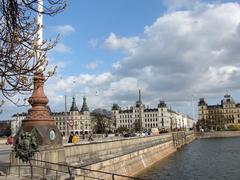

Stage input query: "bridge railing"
[{"left": 8, "top": 158, "right": 147, "bottom": 180}]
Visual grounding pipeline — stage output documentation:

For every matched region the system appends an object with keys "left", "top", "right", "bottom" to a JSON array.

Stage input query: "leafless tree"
[
  {"left": 0, "top": 0, "right": 66, "bottom": 105},
  {"left": 91, "top": 109, "right": 113, "bottom": 134}
]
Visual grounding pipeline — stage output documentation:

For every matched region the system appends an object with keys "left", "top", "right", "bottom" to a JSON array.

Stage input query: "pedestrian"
[
  {"left": 68, "top": 132, "right": 73, "bottom": 143},
  {"left": 72, "top": 132, "right": 79, "bottom": 144},
  {"left": 7, "top": 135, "right": 12, "bottom": 145},
  {"left": 88, "top": 132, "right": 94, "bottom": 141},
  {"left": 62, "top": 132, "right": 67, "bottom": 144}
]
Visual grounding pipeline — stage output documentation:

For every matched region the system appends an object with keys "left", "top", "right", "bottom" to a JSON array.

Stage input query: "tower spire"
[
  {"left": 139, "top": 89, "right": 142, "bottom": 103},
  {"left": 70, "top": 97, "right": 79, "bottom": 111},
  {"left": 81, "top": 96, "right": 89, "bottom": 112}
]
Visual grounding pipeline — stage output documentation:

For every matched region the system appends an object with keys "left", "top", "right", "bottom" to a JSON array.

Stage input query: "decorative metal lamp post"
[{"left": 15, "top": 0, "right": 62, "bottom": 153}]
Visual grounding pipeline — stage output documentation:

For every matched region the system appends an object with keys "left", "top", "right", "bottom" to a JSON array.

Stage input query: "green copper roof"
[
  {"left": 81, "top": 96, "right": 89, "bottom": 112},
  {"left": 70, "top": 97, "right": 79, "bottom": 112}
]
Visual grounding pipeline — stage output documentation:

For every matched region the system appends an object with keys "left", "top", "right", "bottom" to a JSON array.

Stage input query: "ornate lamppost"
[{"left": 15, "top": 0, "right": 62, "bottom": 151}]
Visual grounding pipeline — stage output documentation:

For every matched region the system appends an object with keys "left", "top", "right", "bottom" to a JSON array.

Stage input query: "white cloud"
[
  {"left": 103, "top": 32, "right": 140, "bottom": 54},
  {"left": 53, "top": 43, "right": 71, "bottom": 53},
  {"left": 100, "top": 2, "right": 240, "bottom": 114},
  {"left": 3, "top": 1, "right": 240, "bottom": 120},
  {"left": 55, "top": 25, "right": 75, "bottom": 35},
  {"left": 40, "top": 2, "right": 240, "bottom": 117},
  {"left": 85, "top": 61, "right": 103, "bottom": 70},
  {"left": 112, "top": 61, "right": 121, "bottom": 70}
]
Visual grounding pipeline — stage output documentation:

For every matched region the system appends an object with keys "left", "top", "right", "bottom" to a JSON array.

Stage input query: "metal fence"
[{"left": 8, "top": 158, "right": 146, "bottom": 180}]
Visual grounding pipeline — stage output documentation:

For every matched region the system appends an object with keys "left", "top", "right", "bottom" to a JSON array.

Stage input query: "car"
[
  {"left": 123, "top": 133, "right": 130, "bottom": 137},
  {"left": 123, "top": 133, "right": 136, "bottom": 137}
]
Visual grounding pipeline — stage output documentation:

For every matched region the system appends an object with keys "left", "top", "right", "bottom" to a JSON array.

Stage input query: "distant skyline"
[{"left": 1, "top": 0, "right": 240, "bottom": 120}]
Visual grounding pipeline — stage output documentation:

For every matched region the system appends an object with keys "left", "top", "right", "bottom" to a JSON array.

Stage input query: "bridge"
[{"left": 1, "top": 131, "right": 195, "bottom": 179}]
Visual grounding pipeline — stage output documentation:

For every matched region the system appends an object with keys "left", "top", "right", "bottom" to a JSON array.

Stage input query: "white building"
[
  {"left": 52, "top": 96, "right": 92, "bottom": 135},
  {"left": 10, "top": 112, "right": 27, "bottom": 136},
  {"left": 10, "top": 96, "right": 93, "bottom": 136},
  {"left": 112, "top": 90, "right": 194, "bottom": 132}
]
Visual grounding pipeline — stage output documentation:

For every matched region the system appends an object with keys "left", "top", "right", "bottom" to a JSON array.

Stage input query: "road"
[{"left": 0, "top": 144, "right": 12, "bottom": 172}]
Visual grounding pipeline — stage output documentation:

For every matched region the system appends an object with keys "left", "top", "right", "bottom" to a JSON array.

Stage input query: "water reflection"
[{"left": 138, "top": 137, "right": 240, "bottom": 180}]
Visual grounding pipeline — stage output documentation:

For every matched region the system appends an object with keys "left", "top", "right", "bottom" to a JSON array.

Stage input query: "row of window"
[
  {"left": 145, "top": 118, "right": 160, "bottom": 122},
  {"left": 201, "top": 109, "right": 240, "bottom": 114},
  {"left": 56, "top": 121, "right": 90, "bottom": 126},
  {"left": 56, "top": 122, "right": 65, "bottom": 125},
  {"left": 120, "top": 114, "right": 132, "bottom": 118},
  {"left": 54, "top": 116, "right": 90, "bottom": 121},
  {"left": 227, "top": 120, "right": 235, "bottom": 124},
  {"left": 119, "top": 113, "right": 165, "bottom": 118},
  {"left": 120, "top": 119, "right": 134, "bottom": 123},
  {"left": 144, "top": 113, "right": 159, "bottom": 117},
  {"left": 119, "top": 118, "right": 165, "bottom": 124},
  {"left": 145, "top": 123, "right": 158, "bottom": 128},
  {"left": 119, "top": 123, "right": 160, "bottom": 128}
]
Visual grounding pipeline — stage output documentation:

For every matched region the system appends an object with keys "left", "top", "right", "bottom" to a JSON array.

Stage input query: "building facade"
[
  {"left": 112, "top": 90, "right": 194, "bottom": 132},
  {"left": 10, "top": 96, "right": 92, "bottom": 136},
  {"left": 10, "top": 112, "right": 27, "bottom": 136},
  {"left": 52, "top": 96, "right": 92, "bottom": 135},
  {"left": 198, "top": 94, "right": 240, "bottom": 130}
]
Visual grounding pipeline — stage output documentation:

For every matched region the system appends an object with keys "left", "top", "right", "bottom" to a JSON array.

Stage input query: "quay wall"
[
  {"left": 64, "top": 131, "right": 196, "bottom": 179},
  {"left": 64, "top": 133, "right": 173, "bottom": 166},
  {"left": 196, "top": 131, "right": 240, "bottom": 139}
]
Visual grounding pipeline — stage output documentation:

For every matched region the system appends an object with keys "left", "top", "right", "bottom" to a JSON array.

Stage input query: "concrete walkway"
[{"left": 0, "top": 144, "right": 12, "bottom": 173}]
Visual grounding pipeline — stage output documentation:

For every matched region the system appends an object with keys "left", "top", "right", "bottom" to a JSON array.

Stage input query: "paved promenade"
[{"left": 0, "top": 144, "right": 12, "bottom": 178}]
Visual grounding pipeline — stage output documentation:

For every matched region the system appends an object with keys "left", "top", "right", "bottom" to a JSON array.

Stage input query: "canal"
[{"left": 138, "top": 136, "right": 240, "bottom": 180}]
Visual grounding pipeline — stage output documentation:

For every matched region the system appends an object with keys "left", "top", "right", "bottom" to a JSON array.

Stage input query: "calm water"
[{"left": 138, "top": 137, "right": 240, "bottom": 180}]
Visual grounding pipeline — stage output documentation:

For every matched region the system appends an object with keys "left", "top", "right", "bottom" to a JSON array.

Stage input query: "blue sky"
[
  {"left": 2, "top": 0, "right": 240, "bottom": 120},
  {"left": 45, "top": 0, "right": 166, "bottom": 76}
]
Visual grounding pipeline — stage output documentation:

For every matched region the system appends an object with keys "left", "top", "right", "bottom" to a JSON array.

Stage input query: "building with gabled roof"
[
  {"left": 198, "top": 94, "right": 240, "bottom": 131},
  {"left": 53, "top": 96, "right": 92, "bottom": 136},
  {"left": 112, "top": 90, "right": 194, "bottom": 132}
]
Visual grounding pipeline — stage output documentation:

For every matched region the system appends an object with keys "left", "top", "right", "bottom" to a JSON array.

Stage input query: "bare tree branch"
[{"left": 0, "top": 0, "right": 66, "bottom": 105}]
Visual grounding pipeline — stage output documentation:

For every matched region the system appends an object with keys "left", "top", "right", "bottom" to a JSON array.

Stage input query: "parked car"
[
  {"left": 159, "top": 128, "right": 168, "bottom": 134},
  {"left": 123, "top": 133, "right": 136, "bottom": 137}
]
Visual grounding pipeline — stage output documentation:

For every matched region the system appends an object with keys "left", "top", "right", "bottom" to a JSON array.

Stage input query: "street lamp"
[
  {"left": 19, "top": 0, "right": 62, "bottom": 146},
  {"left": 80, "top": 122, "right": 85, "bottom": 139}
]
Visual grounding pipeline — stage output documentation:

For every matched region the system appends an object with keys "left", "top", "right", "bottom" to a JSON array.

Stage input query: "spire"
[
  {"left": 139, "top": 89, "right": 142, "bottom": 103},
  {"left": 81, "top": 96, "right": 89, "bottom": 112},
  {"left": 158, "top": 100, "right": 167, "bottom": 108},
  {"left": 136, "top": 89, "right": 142, "bottom": 107},
  {"left": 70, "top": 97, "right": 79, "bottom": 112}
]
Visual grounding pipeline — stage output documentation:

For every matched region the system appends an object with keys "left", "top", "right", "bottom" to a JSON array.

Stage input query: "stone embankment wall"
[
  {"left": 64, "top": 131, "right": 196, "bottom": 179},
  {"left": 196, "top": 131, "right": 240, "bottom": 139},
  {"left": 64, "top": 133, "right": 172, "bottom": 166}
]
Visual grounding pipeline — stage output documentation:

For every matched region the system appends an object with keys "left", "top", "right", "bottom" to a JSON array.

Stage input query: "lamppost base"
[{"left": 15, "top": 72, "right": 62, "bottom": 146}]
